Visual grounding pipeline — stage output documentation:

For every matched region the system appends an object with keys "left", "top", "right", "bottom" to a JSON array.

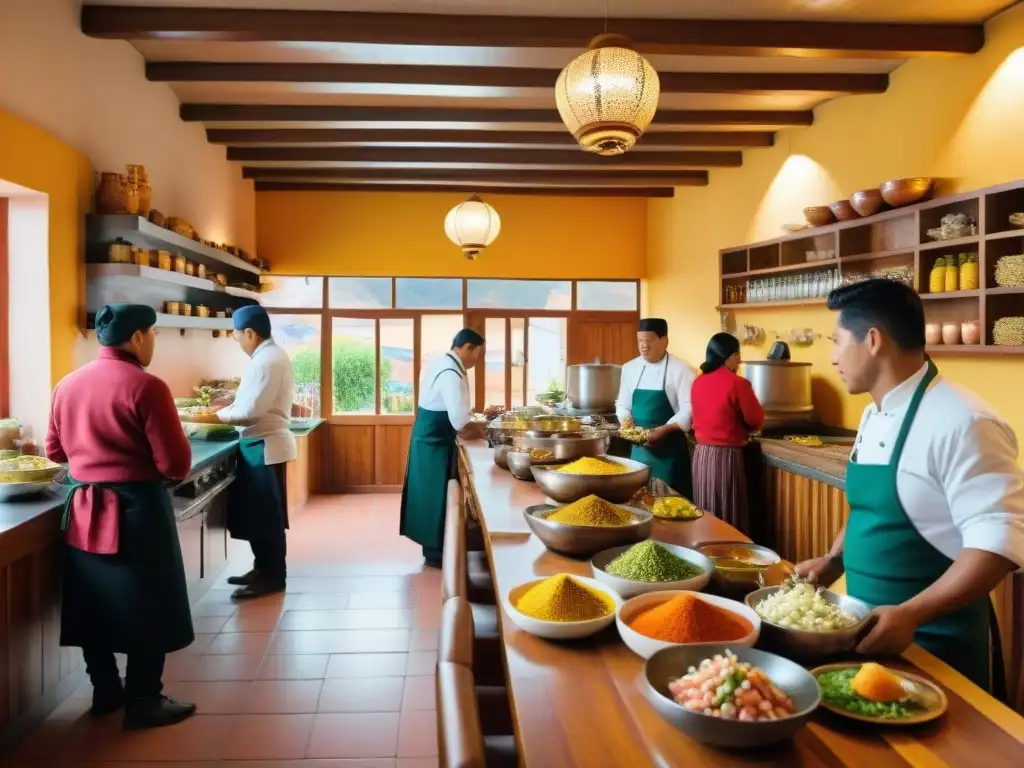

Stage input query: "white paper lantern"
[
  {"left": 444, "top": 195, "right": 501, "bottom": 260},
  {"left": 555, "top": 34, "right": 660, "bottom": 156}
]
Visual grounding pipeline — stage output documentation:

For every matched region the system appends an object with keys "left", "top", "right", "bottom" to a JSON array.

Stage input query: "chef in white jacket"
[
  {"left": 615, "top": 318, "right": 697, "bottom": 497},
  {"left": 215, "top": 305, "right": 296, "bottom": 599}
]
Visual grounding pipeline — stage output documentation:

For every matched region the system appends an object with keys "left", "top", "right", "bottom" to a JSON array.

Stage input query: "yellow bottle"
[
  {"left": 945, "top": 256, "right": 959, "bottom": 292},
  {"left": 929, "top": 257, "right": 947, "bottom": 293},
  {"left": 960, "top": 253, "right": 979, "bottom": 290}
]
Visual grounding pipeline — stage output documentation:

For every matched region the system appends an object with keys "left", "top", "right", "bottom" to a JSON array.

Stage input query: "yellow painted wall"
[
  {"left": 257, "top": 191, "right": 647, "bottom": 279},
  {"left": 647, "top": 2, "right": 1024, "bottom": 438}
]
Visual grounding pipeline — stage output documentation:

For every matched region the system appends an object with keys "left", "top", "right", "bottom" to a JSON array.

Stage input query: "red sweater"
[
  {"left": 46, "top": 347, "right": 192, "bottom": 484},
  {"left": 691, "top": 366, "right": 766, "bottom": 447}
]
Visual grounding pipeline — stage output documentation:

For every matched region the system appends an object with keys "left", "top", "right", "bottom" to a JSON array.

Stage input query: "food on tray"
[
  {"left": 529, "top": 448, "right": 554, "bottom": 461},
  {"left": 787, "top": 435, "right": 823, "bottom": 447},
  {"left": 605, "top": 541, "right": 703, "bottom": 583},
  {"left": 816, "top": 665, "right": 925, "bottom": 719},
  {"left": 555, "top": 457, "right": 628, "bottom": 475},
  {"left": 618, "top": 426, "right": 650, "bottom": 445},
  {"left": 545, "top": 495, "right": 635, "bottom": 527},
  {"left": 515, "top": 574, "right": 613, "bottom": 622},
  {"left": 754, "top": 578, "right": 860, "bottom": 632},
  {"left": 652, "top": 496, "right": 702, "bottom": 520},
  {"left": 0, "top": 455, "right": 62, "bottom": 484},
  {"left": 631, "top": 594, "right": 752, "bottom": 644},
  {"left": 668, "top": 649, "right": 796, "bottom": 720}
]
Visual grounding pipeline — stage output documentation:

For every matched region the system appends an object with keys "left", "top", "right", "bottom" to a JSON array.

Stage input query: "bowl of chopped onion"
[{"left": 745, "top": 580, "right": 874, "bottom": 661}]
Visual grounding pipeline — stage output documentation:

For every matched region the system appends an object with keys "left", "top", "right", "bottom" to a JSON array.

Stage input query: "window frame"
[
  {"left": 266, "top": 276, "right": 640, "bottom": 424},
  {"left": 0, "top": 198, "right": 8, "bottom": 418}
]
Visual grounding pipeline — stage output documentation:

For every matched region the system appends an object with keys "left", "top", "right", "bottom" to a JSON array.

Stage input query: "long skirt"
[{"left": 692, "top": 443, "right": 749, "bottom": 536}]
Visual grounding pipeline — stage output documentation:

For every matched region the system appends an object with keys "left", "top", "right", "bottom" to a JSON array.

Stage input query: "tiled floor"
[{"left": 8, "top": 495, "right": 443, "bottom": 767}]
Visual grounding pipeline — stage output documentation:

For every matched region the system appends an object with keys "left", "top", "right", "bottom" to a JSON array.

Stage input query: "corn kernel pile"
[
  {"left": 993, "top": 317, "right": 1024, "bottom": 346},
  {"left": 995, "top": 254, "right": 1024, "bottom": 287}
]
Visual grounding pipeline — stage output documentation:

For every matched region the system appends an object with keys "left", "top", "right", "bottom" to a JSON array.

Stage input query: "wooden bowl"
[
  {"left": 804, "top": 206, "right": 836, "bottom": 228},
  {"left": 828, "top": 200, "right": 861, "bottom": 222},
  {"left": 849, "top": 189, "right": 886, "bottom": 217},
  {"left": 879, "top": 177, "right": 933, "bottom": 208}
]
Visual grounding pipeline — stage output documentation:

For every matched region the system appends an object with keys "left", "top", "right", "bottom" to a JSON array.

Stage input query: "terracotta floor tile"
[
  {"left": 217, "top": 761, "right": 396, "bottom": 768},
  {"left": 397, "top": 709, "right": 439, "bottom": 758},
  {"left": 398, "top": 759, "right": 441, "bottom": 768},
  {"left": 192, "top": 615, "right": 232, "bottom": 634},
  {"left": 348, "top": 591, "right": 417, "bottom": 610},
  {"left": 172, "top": 633, "right": 217, "bottom": 655},
  {"left": 207, "top": 631, "right": 275, "bottom": 656},
  {"left": 245, "top": 679, "right": 325, "bottom": 714},
  {"left": 81, "top": 713, "right": 234, "bottom": 762},
  {"left": 165, "top": 681, "right": 254, "bottom": 714},
  {"left": 412, "top": 604, "right": 441, "bottom": 630},
  {"left": 307, "top": 713, "right": 401, "bottom": 759},
  {"left": 162, "top": 653, "right": 202, "bottom": 682},
  {"left": 318, "top": 677, "right": 405, "bottom": 713},
  {"left": 5, "top": 715, "right": 77, "bottom": 761},
  {"left": 279, "top": 609, "right": 413, "bottom": 631},
  {"left": 258, "top": 653, "right": 331, "bottom": 680},
  {"left": 223, "top": 607, "right": 285, "bottom": 632},
  {"left": 223, "top": 714, "right": 315, "bottom": 760},
  {"left": 293, "top": 593, "right": 352, "bottom": 610},
  {"left": 269, "top": 630, "right": 410, "bottom": 655},
  {"left": 326, "top": 653, "right": 409, "bottom": 679},
  {"left": 401, "top": 676, "right": 435, "bottom": 711},
  {"left": 285, "top": 578, "right": 359, "bottom": 594},
  {"left": 405, "top": 652, "right": 437, "bottom": 677},
  {"left": 409, "top": 629, "right": 439, "bottom": 652},
  {"left": 192, "top": 602, "right": 238, "bottom": 617},
  {"left": 185, "top": 654, "right": 265, "bottom": 682}
]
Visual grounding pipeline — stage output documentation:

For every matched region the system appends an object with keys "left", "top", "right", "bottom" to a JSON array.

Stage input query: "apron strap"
[
  {"left": 661, "top": 355, "right": 670, "bottom": 391},
  {"left": 989, "top": 599, "right": 1008, "bottom": 704},
  {"left": 888, "top": 359, "right": 939, "bottom": 461}
]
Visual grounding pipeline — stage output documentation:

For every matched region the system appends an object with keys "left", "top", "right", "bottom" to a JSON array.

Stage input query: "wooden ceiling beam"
[
  {"left": 182, "top": 104, "right": 813, "bottom": 128},
  {"left": 149, "top": 62, "right": 888, "bottom": 95},
  {"left": 209, "top": 128, "right": 775, "bottom": 149},
  {"left": 81, "top": 6, "right": 983, "bottom": 58},
  {"left": 240, "top": 166, "right": 709, "bottom": 186},
  {"left": 253, "top": 181, "right": 675, "bottom": 197},
  {"left": 227, "top": 146, "right": 742, "bottom": 167}
]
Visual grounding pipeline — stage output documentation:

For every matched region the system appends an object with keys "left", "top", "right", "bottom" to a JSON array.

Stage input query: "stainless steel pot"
[
  {"left": 742, "top": 361, "right": 814, "bottom": 425},
  {"left": 565, "top": 361, "right": 622, "bottom": 412}
]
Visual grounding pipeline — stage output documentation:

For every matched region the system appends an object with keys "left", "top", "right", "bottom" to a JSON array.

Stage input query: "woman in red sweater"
[{"left": 691, "top": 333, "right": 766, "bottom": 534}]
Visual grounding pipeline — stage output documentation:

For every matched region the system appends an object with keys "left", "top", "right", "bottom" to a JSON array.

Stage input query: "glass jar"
[
  {"left": 157, "top": 250, "right": 172, "bottom": 270},
  {"left": 185, "top": 261, "right": 196, "bottom": 277},
  {"left": 197, "top": 263, "right": 207, "bottom": 280},
  {"left": 174, "top": 255, "right": 187, "bottom": 274},
  {"left": 181, "top": 303, "right": 192, "bottom": 317},
  {"left": 132, "top": 247, "right": 150, "bottom": 267}
]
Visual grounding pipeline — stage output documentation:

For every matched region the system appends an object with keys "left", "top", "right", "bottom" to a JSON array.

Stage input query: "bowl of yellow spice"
[
  {"left": 505, "top": 573, "right": 623, "bottom": 640},
  {"left": 524, "top": 495, "right": 653, "bottom": 557},
  {"left": 532, "top": 455, "right": 650, "bottom": 504}
]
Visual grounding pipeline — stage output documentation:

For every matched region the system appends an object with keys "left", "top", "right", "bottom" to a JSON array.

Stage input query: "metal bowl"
[
  {"left": 642, "top": 644, "right": 821, "bottom": 747},
  {"left": 531, "top": 455, "right": 651, "bottom": 504},
  {"left": 507, "top": 450, "right": 540, "bottom": 480},
  {"left": 493, "top": 444, "right": 512, "bottom": 470},
  {"left": 511, "top": 432, "right": 608, "bottom": 462},
  {"left": 523, "top": 503, "right": 653, "bottom": 558},
  {"left": 697, "top": 541, "right": 781, "bottom": 592},
  {"left": 745, "top": 585, "right": 875, "bottom": 662}
]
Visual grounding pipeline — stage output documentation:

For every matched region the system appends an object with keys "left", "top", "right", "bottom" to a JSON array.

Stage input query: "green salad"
[{"left": 816, "top": 669, "right": 923, "bottom": 719}]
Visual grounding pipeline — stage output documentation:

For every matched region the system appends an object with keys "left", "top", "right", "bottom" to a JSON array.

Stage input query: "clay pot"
[
  {"left": 961, "top": 320, "right": 981, "bottom": 346},
  {"left": 95, "top": 172, "right": 126, "bottom": 214},
  {"left": 122, "top": 175, "right": 140, "bottom": 216},
  {"left": 941, "top": 322, "right": 961, "bottom": 346},
  {"left": 924, "top": 323, "right": 942, "bottom": 346},
  {"left": 138, "top": 183, "right": 152, "bottom": 216}
]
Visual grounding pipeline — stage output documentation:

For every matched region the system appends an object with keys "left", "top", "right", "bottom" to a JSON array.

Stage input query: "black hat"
[
  {"left": 638, "top": 318, "right": 668, "bottom": 337},
  {"left": 95, "top": 303, "right": 157, "bottom": 347},
  {"left": 232, "top": 304, "right": 272, "bottom": 338}
]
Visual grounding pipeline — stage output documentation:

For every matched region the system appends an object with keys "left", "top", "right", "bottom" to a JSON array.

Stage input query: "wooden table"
[{"left": 458, "top": 440, "right": 1024, "bottom": 768}]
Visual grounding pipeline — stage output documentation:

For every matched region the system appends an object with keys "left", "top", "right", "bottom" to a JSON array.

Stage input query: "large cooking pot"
[
  {"left": 565, "top": 361, "right": 622, "bottom": 412},
  {"left": 742, "top": 361, "right": 814, "bottom": 425}
]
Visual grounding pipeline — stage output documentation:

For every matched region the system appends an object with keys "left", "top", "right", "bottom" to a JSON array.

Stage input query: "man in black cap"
[
  {"left": 214, "top": 305, "right": 296, "bottom": 599},
  {"left": 615, "top": 318, "right": 697, "bottom": 497},
  {"left": 400, "top": 328, "right": 486, "bottom": 567},
  {"left": 46, "top": 304, "right": 197, "bottom": 729}
]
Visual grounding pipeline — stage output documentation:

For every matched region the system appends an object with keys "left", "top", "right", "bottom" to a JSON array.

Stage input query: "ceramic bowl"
[
  {"left": 803, "top": 206, "right": 837, "bottom": 227},
  {"left": 828, "top": 199, "right": 861, "bottom": 222},
  {"left": 879, "top": 177, "right": 933, "bottom": 207},
  {"left": 504, "top": 575, "right": 623, "bottom": 640},
  {"left": 591, "top": 542, "right": 713, "bottom": 598},
  {"left": 616, "top": 590, "right": 760, "bottom": 660},
  {"left": 850, "top": 188, "right": 886, "bottom": 217}
]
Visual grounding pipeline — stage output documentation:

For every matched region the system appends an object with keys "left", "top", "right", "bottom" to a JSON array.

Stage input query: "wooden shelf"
[
  {"left": 717, "top": 298, "right": 828, "bottom": 310},
  {"left": 926, "top": 344, "right": 1024, "bottom": 355},
  {"left": 224, "top": 284, "right": 262, "bottom": 301},
  {"left": 86, "top": 215, "right": 261, "bottom": 277},
  {"left": 918, "top": 235, "right": 980, "bottom": 251},
  {"left": 86, "top": 312, "right": 234, "bottom": 331},
  {"left": 87, "top": 263, "right": 220, "bottom": 292},
  {"left": 985, "top": 229, "right": 1024, "bottom": 242},
  {"left": 85, "top": 262, "right": 260, "bottom": 317},
  {"left": 987, "top": 286, "right": 1024, "bottom": 295},
  {"left": 839, "top": 248, "right": 914, "bottom": 264},
  {"left": 919, "top": 289, "right": 981, "bottom": 300}
]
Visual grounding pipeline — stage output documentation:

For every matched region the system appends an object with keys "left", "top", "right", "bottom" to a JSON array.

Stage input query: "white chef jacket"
[
  {"left": 217, "top": 339, "right": 297, "bottom": 466},
  {"left": 418, "top": 352, "right": 472, "bottom": 431},
  {"left": 852, "top": 363, "right": 1024, "bottom": 569},
  {"left": 615, "top": 353, "right": 696, "bottom": 431}
]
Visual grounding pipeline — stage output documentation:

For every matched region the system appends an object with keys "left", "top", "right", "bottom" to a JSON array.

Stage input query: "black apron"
[
  {"left": 60, "top": 478, "right": 194, "bottom": 654},
  {"left": 227, "top": 437, "right": 289, "bottom": 542}
]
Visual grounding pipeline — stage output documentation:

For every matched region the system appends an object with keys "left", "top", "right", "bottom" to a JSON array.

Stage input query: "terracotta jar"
[
  {"left": 961, "top": 320, "right": 981, "bottom": 345},
  {"left": 942, "top": 322, "right": 961, "bottom": 345},
  {"left": 122, "top": 175, "right": 140, "bottom": 216},
  {"left": 924, "top": 323, "right": 942, "bottom": 346},
  {"left": 95, "top": 172, "right": 126, "bottom": 214},
  {"left": 137, "top": 183, "right": 152, "bottom": 216}
]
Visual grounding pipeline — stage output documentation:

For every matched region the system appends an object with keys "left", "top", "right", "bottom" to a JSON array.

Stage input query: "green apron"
[
  {"left": 629, "top": 357, "right": 693, "bottom": 498},
  {"left": 227, "top": 437, "right": 289, "bottom": 542},
  {"left": 60, "top": 478, "right": 194, "bottom": 654},
  {"left": 400, "top": 360, "right": 464, "bottom": 559},
  {"left": 844, "top": 359, "right": 1005, "bottom": 696}
]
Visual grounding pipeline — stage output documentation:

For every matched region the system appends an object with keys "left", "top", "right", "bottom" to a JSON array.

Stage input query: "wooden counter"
[{"left": 457, "top": 439, "right": 1024, "bottom": 767}]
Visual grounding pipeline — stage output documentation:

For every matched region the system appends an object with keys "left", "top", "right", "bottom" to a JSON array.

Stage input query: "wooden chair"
[
  {"left": 442, "top": 480, "right": 497, "bottom": 611},
  {"left": 437, "top": 597, "right": 518, "bottom": 768}
]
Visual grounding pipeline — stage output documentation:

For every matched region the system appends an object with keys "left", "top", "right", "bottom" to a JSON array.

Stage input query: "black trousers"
[
  {"left": 83, "top": 646, "right": 165, "bottom": 699},
  {"left": 250, "top": 462, "right": 288, "bottom": 583}
]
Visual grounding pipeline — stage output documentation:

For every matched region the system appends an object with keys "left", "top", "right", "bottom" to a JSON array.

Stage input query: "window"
[
  {"left": 380, "top": 318, "right": 414, "bottom": 414},
  {"left": 467, "top": 279, "right": 571, "bottom": 310},
  {"left": 510, "top": 318, "right": 525, "bottom": 407},
  {"left": 272, "top": 314, "right": 322, "bottom": 418},
  {"left": 329, "top": 277, "right": 392, "bottom": 309},
  {"left": 577, "top": 281, "right": 638, "bottom": 311},
  {"left": 0, "top": 198, "right": 7, "bottom": 417},
  {"left": 527, "top": 317, "right": 567, "bottom": 403},
  {"left": 484, "top": 318, "right": 506, "bottom": 409},
  {"left": 261, "top": 276, "right": 324, "bottom": 308},
  {"left": 420, "top": 314, "right": 471, "bottom": 398},
  {"left": 331, "top": 318, "right": 376, "bottom": 414},
  {"left": 396, "top": 278, "right": 461, "bottom": 309}
]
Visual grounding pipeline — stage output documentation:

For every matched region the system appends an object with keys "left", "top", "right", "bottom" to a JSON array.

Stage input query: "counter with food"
[{"left": 457, "top": 438, "right": 1023, "bottom": 766}]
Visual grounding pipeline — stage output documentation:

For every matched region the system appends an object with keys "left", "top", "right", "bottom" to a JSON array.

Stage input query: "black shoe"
[
  {"left": 424, "top": 556, "right": 442, "bottom": 569},
  {"left": 123, "top": 695, "right": 196, "bottom": 730},
  {"left": 226, "top": 569, "right": 259, "bottom": 586},
  {"left": 231, "top": 580, "right": 286, "bottom": 600},
  {"left": 90, "top": 682, "right": 126, "bottom": 717}
]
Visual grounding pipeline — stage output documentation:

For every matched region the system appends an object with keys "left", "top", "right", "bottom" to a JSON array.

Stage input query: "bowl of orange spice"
[{"left": 616, "top": 591, "right": 760, "bottom": 660}]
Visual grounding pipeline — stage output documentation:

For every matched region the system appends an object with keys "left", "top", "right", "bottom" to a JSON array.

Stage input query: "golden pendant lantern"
[
  {"left": 444, "top": 195, "right": 501, "bottom": 260},
  {"left": 555, "top": 33, "right": 660, "bottom": 156}
]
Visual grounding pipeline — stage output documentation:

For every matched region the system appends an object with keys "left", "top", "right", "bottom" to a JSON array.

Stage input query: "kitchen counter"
[{"left": 757, "top": 437, "right": 850, "bottom": 489}]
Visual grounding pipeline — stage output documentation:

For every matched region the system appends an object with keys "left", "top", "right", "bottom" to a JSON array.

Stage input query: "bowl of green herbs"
[
  {"left": 811, "top": 663, "right": 947, "bottom": 725},
  {"left": 591, "top": 540, "right": 712, "bottom": 598}
]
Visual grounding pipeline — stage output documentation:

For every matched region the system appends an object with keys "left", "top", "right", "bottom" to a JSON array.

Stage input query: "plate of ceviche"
[{"left": 811, "top": 662, "right": 947, "bottom": 725}]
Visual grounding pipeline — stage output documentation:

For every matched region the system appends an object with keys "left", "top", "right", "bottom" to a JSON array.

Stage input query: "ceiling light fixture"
[{"left": 444, "top": 195, "right": 501, "bottom": 260}]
